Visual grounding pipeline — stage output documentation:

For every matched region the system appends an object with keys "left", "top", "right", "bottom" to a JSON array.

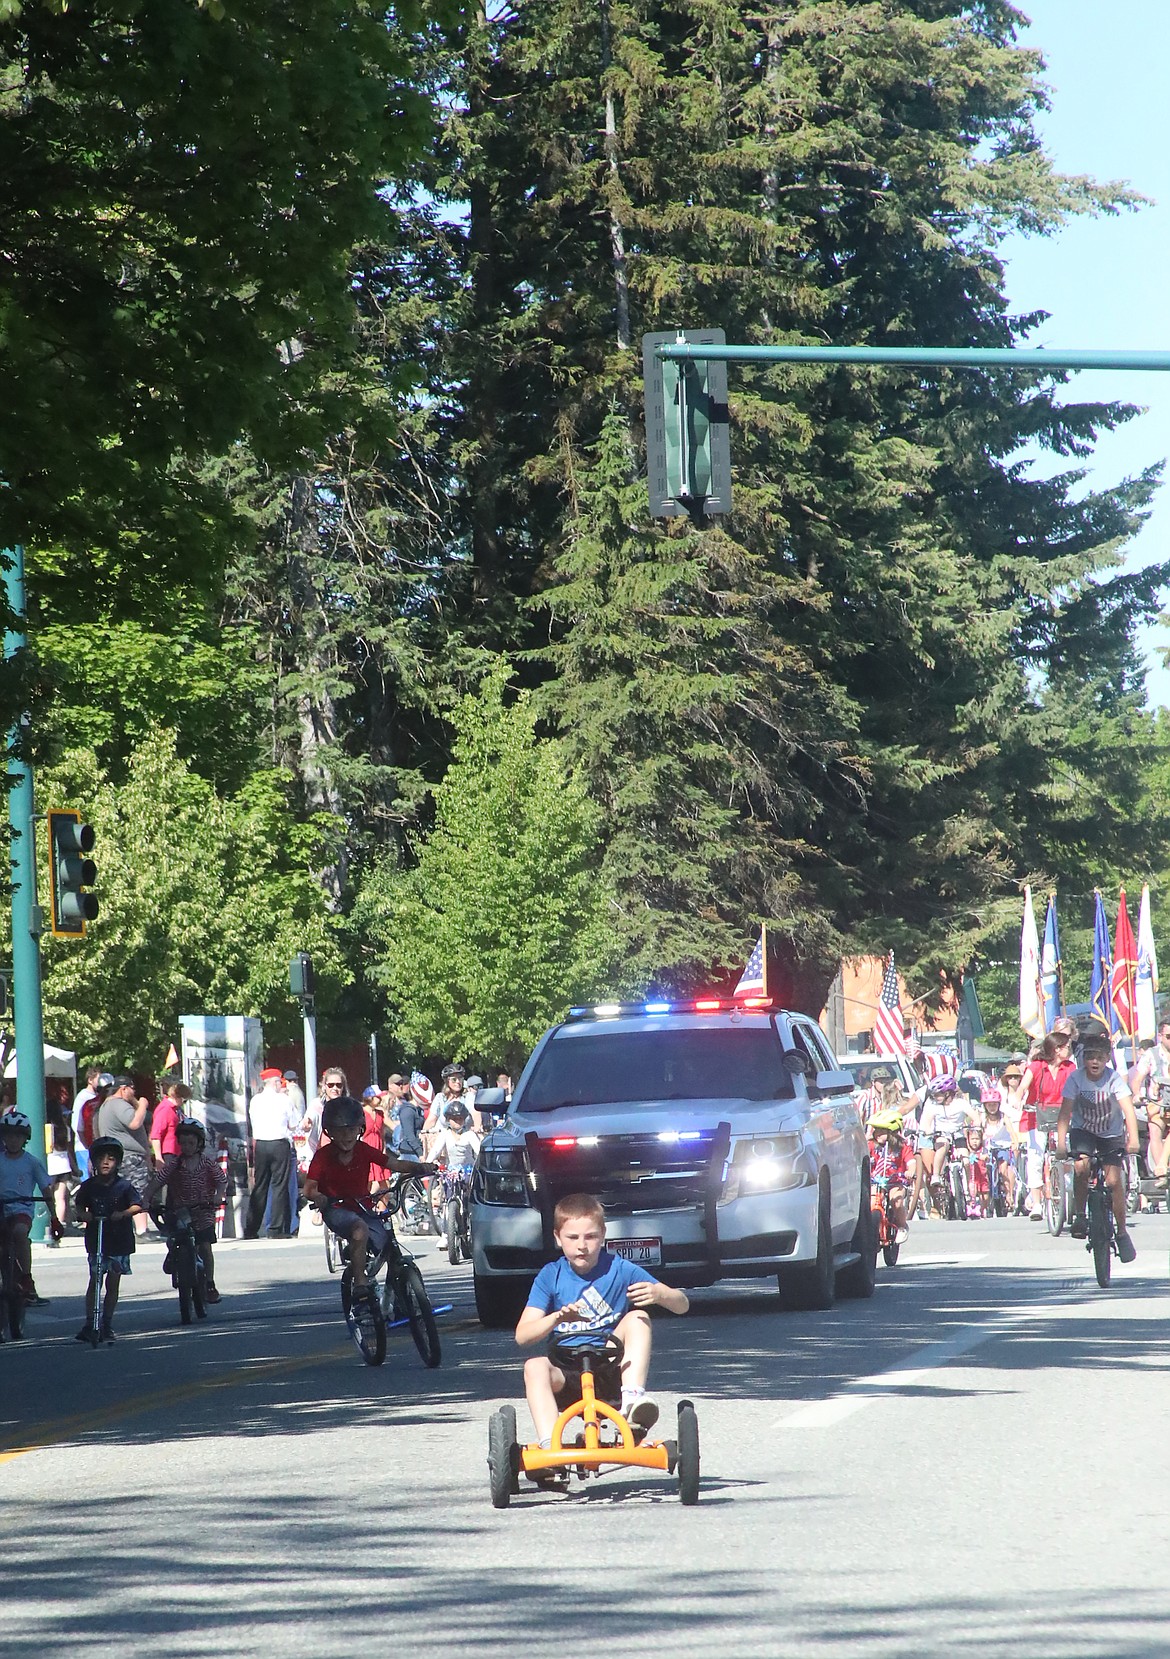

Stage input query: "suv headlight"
[
  {"left": 473, "top": 1145, "right": 531, "bottom": 1208},
  {"left": 721, "top": 1134, "right": 816, "bottom": 1201}
]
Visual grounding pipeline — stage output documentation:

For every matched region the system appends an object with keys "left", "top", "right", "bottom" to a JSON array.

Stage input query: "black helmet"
[
  {"left": 441, "top": 1063, "right": 465, "bottom": 1082},
  {"left": 89, "top": 1136, "right": 124, "bottom": 1165},
  {"left": 446, "top": 1101, "right": 470, "bottom": 1125},
  {"left": 176, "top": 1118, "right": 206, "bottom": 1151},
  {"left": 322, "top": 1093, "right": 365, "bottom": 1137},
  {"left": 0, "top": 1110, "right": 31, "bottom": 1141}
]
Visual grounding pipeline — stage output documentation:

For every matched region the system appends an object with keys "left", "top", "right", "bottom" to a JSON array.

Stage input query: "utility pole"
[{"left": 4, "top": 544, "right": 47, "bottom": 1240}]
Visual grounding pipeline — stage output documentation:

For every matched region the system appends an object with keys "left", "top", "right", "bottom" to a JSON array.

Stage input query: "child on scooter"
[
  {"left": 73, "top": 1136, "right": 143, "bottom": 1342},
  {"left": 515, "top": 1192, "right": 689, "bottom": 1467}
]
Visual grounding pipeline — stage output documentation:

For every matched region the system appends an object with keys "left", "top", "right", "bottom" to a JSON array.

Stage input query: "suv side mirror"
[{"left": 782, "top": 1050, "right": 811, "bottom": 1077}]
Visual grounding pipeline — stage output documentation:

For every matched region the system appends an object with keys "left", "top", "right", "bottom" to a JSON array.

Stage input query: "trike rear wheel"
[
  {"left": 488, "top": 1406, "right": 519, "bottom": 1508},
  {"left": 676, "top": 1400, "right": 700, "bottom": 1505}
]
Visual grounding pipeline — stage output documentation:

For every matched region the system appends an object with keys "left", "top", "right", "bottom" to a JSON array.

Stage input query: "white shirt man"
[{"left": 245, "top": 1070, "right": 301, "bottom": 1239}]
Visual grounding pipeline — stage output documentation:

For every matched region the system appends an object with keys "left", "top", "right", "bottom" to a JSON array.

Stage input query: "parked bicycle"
[{"left": 332, "top": 1181, "right": 446, "bottom": 1368}]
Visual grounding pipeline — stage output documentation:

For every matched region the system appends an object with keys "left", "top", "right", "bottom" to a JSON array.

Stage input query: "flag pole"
[
  {"left": 761, "top": 922, "right": 768, "bottom": 1001},
  {"left": 1052, "top": 893, "right": 1066, "bottom": 1015}
]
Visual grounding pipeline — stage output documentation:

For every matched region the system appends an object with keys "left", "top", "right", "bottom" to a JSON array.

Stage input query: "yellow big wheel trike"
[{"left": 487, "top": 1333, "right": 700, "bottom": 1506}]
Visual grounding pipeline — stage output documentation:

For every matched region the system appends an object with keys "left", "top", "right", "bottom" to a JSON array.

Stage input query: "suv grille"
[{"left": 527, "top": 1131, "right": 725, "bottom": 1218}]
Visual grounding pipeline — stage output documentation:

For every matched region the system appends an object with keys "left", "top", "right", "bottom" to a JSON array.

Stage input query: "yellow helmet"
[{"left": 869, "top": 1109, "right": 904, "bottom": 1135}]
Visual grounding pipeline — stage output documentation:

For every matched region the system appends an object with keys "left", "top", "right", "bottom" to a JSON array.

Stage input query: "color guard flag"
[
  {"left": 163, "top": 1043, "right": 179, "bottom": 1071},
  {"left": 1019, "top": 887, "right": 1044, "bottom": 1039},
  {"left": 1040, "top": 895, "right": 1063, "bottom": 1034},
  {"left": 733, "top": 925, "right": 768, "bottom": 998},
  {"left": 1090, "top": 889, "right": 1118, "bottom": 1036},
  {"left": 872, "top": 952, "right": 907, "bottom": 1057},
  {"left": 1137, "top": 883, "right": 1159, "bottom": 1043},
  {"left": 1111, "top": 886, "right": 1138, "bottom": 1040}
]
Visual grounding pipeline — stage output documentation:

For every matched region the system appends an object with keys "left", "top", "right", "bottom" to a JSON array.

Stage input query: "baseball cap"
[
  {"left": 282, "top": 1069, "right": 299, "bottom": 1081},
  {"left": 112, "top": 1073, "right": 134, "bottom": 1090},
  {"left": 260, "top": 1067, "right": 284, "bottom": 1081}
]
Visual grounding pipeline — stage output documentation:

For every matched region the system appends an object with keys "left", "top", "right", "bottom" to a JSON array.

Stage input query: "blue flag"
[
  {"left": 1040, "top": 895, "right": 1063, "bottom": 1032},
  {"left": 1089, "top": 890, "right": 1118, "bottom": 1035}
]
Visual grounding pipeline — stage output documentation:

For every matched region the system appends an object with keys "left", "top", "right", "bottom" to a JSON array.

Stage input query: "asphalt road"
[{"left": 2, "top": 1211, "right": 1169, "bottom": 1658}]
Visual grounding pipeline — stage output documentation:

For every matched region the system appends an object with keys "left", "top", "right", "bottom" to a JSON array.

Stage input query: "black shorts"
[
  {"left": 1068, "top": 1129, "right": 1127, "bottom": 1166},
  {"left": 550, "top": 1347, "right": 622, "bottom": 1411}
]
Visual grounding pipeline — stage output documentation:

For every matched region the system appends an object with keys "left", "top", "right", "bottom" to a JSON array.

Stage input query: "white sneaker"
[
  {"left": 622, "top": 1391, "right": 659, "bottom": 1433},
  {"left": 1028, "top": 1204, "right": 1044, "bottom": 1221}
]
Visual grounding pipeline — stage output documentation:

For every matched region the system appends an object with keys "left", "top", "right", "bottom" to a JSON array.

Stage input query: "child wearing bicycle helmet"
[
  {"left": 305, "top": 1096, "right": 434, "bottom": 1298},
  {"left": 867, "top": 1110, "right": 912, "bottom": 1240},
  {"left": 74, "top": 1136, "right": 143, "bottom": 1341},
  {"left": 145, "top": 1119, "right": 228, "bottom": 1303},
  {"left": 0, "top": 1109, "right": 63, "bottom": 1309}
]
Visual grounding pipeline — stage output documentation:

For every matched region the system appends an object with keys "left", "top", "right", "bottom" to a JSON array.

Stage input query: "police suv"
[{"left": 469, "top": 996, "right": 875, "bottom": 1327}]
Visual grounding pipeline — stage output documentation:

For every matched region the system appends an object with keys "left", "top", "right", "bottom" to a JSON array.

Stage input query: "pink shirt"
[{"left": 151, "top": 1099, "right": 182, "bottom": 1158}]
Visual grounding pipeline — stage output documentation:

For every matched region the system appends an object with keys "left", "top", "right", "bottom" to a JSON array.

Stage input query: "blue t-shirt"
[
  {"left": 526, "top": 1249, "right": 657, "bottom": 1349},
  {"left": 0, "top": 1149, "right": 50, "bottom": 1218}
]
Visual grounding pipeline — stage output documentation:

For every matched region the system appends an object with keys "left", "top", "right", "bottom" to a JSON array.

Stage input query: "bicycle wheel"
[
  {"left": 447, "top": 1201, "right": 461, "bottom": 1266},
  {"left": 396, "top": 1261, "right": 441, "bottom": 1368},
  {"left": 428, "top": 1179, "right": 446, "bottom": 1234},
  {"left": 401, "top": 1178, "right": 429, "bottom": 1235},
  {"left": 341, "top": 1266, "right": 387, "bottom": 1364},
  {"left": 882, "top": 1240, "right": 900, "bottom": 1267},
  {"left": 1045, "top": 1160, "right": 1065, "bottom": 1236},
  {"left": 193, "top": 1269, "right": 207, "bottom": 1321},
  {"left": 179, "top": 1283, "right": 194, "bottom": 1324},
  {"left": 324, "top": 1226, "right": 340, "bottom": 1275},
  {"left": 7, "top": 1278, "right": 25, "bottom": 1341},
  {"left": 1088, "top": 1186, "right": 1111, "bottom": 1287}
]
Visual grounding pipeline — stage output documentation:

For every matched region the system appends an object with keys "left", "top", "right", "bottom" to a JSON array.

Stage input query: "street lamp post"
[{"left": 3, "top": 544, "right": 47, "bottom": 1239}]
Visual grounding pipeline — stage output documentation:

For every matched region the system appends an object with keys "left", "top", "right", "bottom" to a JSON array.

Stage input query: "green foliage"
[
  {"left": 356, "top": 666, "right": 622, "bottom": 1071},
  {"left": 31, "top": 727, "right": 348, "bottom": 1068}
]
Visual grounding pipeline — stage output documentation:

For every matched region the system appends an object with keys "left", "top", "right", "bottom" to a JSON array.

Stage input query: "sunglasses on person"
[{"left": 323, "top": 1081, "right": 344, "bottom": 1092}]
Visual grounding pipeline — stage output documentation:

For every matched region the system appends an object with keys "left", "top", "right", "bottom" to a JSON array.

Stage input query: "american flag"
[
  {"left": 872, "top": 952, "right": 907, "bottom": 1057},
  {"left": 734, "top": 926, "right": 767, "bottom": 997}
]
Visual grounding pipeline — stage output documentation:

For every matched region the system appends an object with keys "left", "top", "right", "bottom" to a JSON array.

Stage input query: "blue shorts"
[
  {"left": 88, "top": 1253, "right": 132, "bottom": 1276},
  {"left": 324, "top": 1204, "right": 388, "bottom": 1256}
]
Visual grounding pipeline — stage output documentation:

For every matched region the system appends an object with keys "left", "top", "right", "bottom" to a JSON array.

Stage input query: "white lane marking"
[
  {"left": 776, "top": 1304, "right": 1040, "bottom": 1429},
  {"left": 895, "top": 1253, "right": 987, "bottom": 1266}
]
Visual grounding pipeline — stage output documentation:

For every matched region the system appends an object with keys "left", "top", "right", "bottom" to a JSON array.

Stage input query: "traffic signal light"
[
  {"left": 642, "top": 329, "right": 732, "bottom": 518},
  {"left": 47, "top": 809, "right": 98, "bottom": 937},
  {"left": 289, "top": 951, "right": 315, "bottom": 1003}
]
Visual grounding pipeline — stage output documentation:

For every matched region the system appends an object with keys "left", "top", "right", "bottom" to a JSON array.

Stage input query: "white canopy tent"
[{"left": 4, "top": 1045, "right": 78, "bottom": 1084}]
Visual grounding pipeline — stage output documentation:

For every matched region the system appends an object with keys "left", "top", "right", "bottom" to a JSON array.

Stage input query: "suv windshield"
[{"left": 522, "top": 1027, "right": 794, "bottom": 1111}]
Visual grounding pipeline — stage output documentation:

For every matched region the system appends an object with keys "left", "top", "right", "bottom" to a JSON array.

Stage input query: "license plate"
[{"left": 610, "top": 1237, "right": 662, "bottom": 1266}]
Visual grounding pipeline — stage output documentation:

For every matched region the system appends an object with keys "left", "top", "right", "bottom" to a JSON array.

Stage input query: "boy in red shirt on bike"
[{"left": 304, "top": 1095, "right": 433, "bottom": 1297}]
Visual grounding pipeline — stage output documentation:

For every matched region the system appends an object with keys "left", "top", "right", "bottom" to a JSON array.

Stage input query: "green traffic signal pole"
[
  {"left": 655, "top": 344, "right": 1170, "bottom": 372},
  {"left": 3, "top": 544, "right": 47, "bottom": 1239}
]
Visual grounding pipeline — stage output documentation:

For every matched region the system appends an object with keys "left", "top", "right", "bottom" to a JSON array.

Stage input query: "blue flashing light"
[
  {"left": 643, "top": 1001, "right": 672, "bottom": 1014},
  {"left": 678, "top": 1130, "right": 703, "bottom": 1141}
]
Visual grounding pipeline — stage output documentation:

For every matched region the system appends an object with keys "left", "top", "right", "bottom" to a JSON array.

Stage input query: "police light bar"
[{"left": 566, "top": 997, "right": 773, "bottom": 1021}]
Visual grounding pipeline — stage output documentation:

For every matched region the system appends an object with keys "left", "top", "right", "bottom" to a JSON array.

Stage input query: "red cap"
[{"left": 259, "top": 1067, "right": 284, "bottom": 1081}]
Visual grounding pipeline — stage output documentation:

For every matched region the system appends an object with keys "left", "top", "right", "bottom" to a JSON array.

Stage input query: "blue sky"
[{"left": 1000, "top": 1, "right": 1170, "bottom": 704}]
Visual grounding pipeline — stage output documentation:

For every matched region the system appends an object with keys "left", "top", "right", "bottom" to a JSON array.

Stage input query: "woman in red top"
[{"left": 1013, "top": 1017, "right": 1077, "bottom": 1218}]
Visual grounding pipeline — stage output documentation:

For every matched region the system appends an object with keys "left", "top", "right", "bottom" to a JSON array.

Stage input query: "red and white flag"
[
  {"left": 1111, "top": 886, "right": 1138, "bottom": 1039},
  {"left": 872, "top": 952, "right": 907, "bottom": 1057}
]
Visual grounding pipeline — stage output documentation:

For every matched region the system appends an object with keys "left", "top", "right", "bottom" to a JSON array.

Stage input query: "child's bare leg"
[
  {"left": 614, "top": 1309, "right": 653, "bottom": 1391},
  {"left": 524, "top": 1355, "right": 565, "bottom": 1442},
  {"left": 348, "top": 1222, "right": 370, "bottom": 1287},
  {"left": 102, "top": 1270, "right": 121, "bottom": 1324}
]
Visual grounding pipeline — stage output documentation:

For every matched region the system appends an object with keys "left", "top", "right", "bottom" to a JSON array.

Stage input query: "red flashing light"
[
  {"left": 693, "top": 999, "right": 723, "bottom": 1012},
  {"left": 551, "top": 1137, "right": 577, "bottom": 1148}
]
